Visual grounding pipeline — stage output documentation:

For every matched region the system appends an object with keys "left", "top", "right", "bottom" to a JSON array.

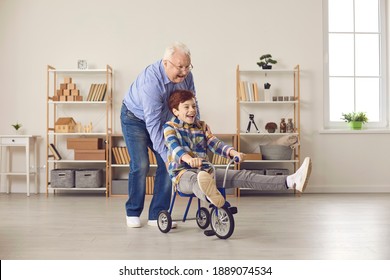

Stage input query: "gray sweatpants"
[{"left": 176, "top": 169, "right": 288, "bottom": 202}]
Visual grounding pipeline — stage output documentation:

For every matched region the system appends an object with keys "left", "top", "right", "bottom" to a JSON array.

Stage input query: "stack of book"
[
  {"left": 146, "top": 176, "right": 154, "bottom": 195},
  {"left": 111, "top": 147, "right": 157, "bottom": 165},
  {"left": 239, "top": 81, "right": 259, "bottom": 101},
  {"left": 112, "top": 146, "right": 130, "bottom": 164},
  {"left": 211, "top": 154, "right": 230, "bottom": 165},
  {"left": 86, "top": 83, "right": 107, "bottom": 101}
]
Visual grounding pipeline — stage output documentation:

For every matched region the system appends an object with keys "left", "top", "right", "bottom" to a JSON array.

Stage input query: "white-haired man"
[{"left": 121, "top": 42, "right": 198, "bottom": 228}]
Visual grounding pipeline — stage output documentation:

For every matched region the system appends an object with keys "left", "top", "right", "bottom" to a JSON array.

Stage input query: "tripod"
[{"left": 246, "top": 114, "right": 260, "bottom": 133}]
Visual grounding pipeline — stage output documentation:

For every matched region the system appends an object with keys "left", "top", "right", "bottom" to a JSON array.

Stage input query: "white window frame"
[{"left": 323, "top": 0, "right": 387, "bottom": 129}]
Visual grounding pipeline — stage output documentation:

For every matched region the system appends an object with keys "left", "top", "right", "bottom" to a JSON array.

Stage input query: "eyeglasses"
[{"left": 167, "top": 60, "right": 193, "bottom": 72}]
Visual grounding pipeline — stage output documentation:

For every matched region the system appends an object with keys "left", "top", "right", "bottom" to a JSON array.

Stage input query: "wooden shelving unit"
[
  {"left": 236, "top": 65, "right": 301, "bottom": 195},
  {"left": 45, "top": 65, "right": 113, "bottom": 196}
]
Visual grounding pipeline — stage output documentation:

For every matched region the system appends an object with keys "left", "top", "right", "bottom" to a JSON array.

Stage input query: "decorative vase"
[
  {"left": 349, "top": 121, "right": 363, "bottom": 130},
  {"left": 264, "top": 89, "right": 272, "bottom": 101}
]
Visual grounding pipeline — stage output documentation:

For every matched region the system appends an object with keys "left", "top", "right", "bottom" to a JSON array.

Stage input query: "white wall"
[{"left": 0, "top": 0, "right": 389, "bottom": 194}]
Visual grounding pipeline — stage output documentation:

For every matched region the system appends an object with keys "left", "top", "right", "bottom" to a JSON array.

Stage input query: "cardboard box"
[
  {"left": 71, "top": 89, "right": 79, "bottom": 96},
  {"left": 245, "top": 153, "right": 262, "bottom": 160},
  {"left": 67, "top": 83, "right": 76, "bottom": 90},
  {"left": 75, "top": 149, "right": 106, "bottom": 160},
  {"left": 67, "top": 137, "right": 103, "bottom": 150}
]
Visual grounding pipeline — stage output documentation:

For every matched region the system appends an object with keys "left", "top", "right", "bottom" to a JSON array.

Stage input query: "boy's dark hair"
[{"left": 168, "top": 89, "right": 195, "bottom": 113}]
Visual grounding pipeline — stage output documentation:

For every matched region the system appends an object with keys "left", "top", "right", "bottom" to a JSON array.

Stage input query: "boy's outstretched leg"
[
  {"left": 286, "top": 157, "right": 312, "bottom": 193},
  {"left": 197, "top": 171, "right": 225, "bottom": 207}
]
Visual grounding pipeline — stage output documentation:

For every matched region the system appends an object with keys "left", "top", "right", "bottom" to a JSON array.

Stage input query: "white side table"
[{"left": 0, "top": 135, "right": 39, "bottom": 196}]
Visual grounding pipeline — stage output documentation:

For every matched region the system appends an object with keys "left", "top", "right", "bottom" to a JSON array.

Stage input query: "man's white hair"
[{"left": 163, "top": 42, "right": 191, "bottom": 60}]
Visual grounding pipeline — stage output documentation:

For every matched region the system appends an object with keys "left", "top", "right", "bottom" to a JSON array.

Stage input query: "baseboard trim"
[{"left": 304, "top": 185, "right": 390, "bottom": 193}]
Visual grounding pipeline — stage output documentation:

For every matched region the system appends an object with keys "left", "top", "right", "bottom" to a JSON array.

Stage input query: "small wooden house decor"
[{"left": 55, "top": 117, "right": 76, "bottom": 133}]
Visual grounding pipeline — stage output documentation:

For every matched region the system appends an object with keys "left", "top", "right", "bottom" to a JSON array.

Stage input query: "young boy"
[{"left": 163, "top": 89, "right": 312, "bottom": 207}]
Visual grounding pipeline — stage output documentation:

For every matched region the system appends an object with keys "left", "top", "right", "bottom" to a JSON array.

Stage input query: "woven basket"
[{"left": 260, "top": 145, "right": 292, "bottom": 160}]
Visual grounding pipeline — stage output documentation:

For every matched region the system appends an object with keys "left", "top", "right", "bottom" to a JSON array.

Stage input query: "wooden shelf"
[
  {"left": 236, "top": 64, "right": 301, "bottom": 195},
  {"left": 46, "top": 65, "right": 113, "bottom": 197}
]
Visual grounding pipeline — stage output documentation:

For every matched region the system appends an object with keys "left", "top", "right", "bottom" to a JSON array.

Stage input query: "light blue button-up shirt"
[{"left": 123, "top": 59, "right": 196, "bottom": 161}]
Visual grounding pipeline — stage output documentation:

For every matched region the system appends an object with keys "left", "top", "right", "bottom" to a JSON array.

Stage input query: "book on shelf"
[
  {"left": 87, "top": 83, "right": 107, "bottom": 101},
  {"left": 212, "top": 154, "right": 229, "bottom": 165},
  {"left": 112, "top": 147, "right": 121, "bottom": 164},
  {"left": 146, "top": 176, "right": 154, "bottom": 195},
  {"left": 86, "top": 84, "right": 95, "bottom": 101},
  {"left": 120, "top": 147, "right": 130, "bottom": 164},
  {"left": 239, "top": 81, "right": 259, "bottom": 101},
  {"left": 148, "top": 148, "right": 157, "bottom": 164},
  {"left": 49, "top": 143, "right": 62, "bottom": 160},
  {"left": 112, "top": 146, "right": 130, "bottom": 164},
  {"left": 253, "top": 82, "right": 259, "bottom": 101}
]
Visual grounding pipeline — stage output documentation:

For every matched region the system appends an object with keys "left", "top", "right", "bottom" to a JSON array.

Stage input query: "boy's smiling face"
[{"left": 172, "top": 98, "right": 197, "bottom": 124}]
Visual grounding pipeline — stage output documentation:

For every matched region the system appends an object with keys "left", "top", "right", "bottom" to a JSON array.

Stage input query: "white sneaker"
[
  {"left": 126, "top": 216, "right": 141, "bottom": 228},
  {"left": 287, "top": 157, "right": 312, "bottom": 193},
  {"left": 148, "top": 220, "right": 177, "bottom": 228}
]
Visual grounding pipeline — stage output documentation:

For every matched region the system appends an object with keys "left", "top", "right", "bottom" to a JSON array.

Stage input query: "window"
[{"left": 324, "top": 0, "right": 387, "bottom": 128}]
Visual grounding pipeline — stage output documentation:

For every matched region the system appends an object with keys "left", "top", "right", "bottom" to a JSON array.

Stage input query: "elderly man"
[{"left": 121, "top": 42, "right": 197, "bottom": 228}]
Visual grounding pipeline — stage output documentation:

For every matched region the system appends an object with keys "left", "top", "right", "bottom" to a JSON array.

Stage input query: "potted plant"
[
  {"left": 11, "top": 122, "right": 22, "bottom": 134},
  {"left": 341, "top": 112, "right": 368, "bottom": 130},
  {"left": 257, "top": 54, "right": 277, "bottom": 69}
]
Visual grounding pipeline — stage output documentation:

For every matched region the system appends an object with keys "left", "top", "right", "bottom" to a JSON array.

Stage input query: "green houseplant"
[
  {"left": 11, "top": 122, "right": 22, "bottom": 135},
  {"left": 12, "top": 122, "right": 22, "bottom": 131},
  {"left": 257, "top": 54, "right": 277, "bottom": 69},
  {"left": 341, "top": 112, "right": 368, "bottom": 130}
]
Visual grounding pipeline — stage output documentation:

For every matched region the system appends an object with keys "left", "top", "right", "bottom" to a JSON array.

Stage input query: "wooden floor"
[{"left": 0, "top": 192, "right": 389, "bottom": 260}]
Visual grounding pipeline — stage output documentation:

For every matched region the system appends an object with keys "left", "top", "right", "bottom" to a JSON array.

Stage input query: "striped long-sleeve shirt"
[{"left": 163, "top": 117, "right": 233, "bottom": 185}]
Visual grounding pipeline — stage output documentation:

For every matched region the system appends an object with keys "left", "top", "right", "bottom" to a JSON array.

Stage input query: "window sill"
[{"left": 320, "top": 129, "right": 390, "bottom": 134}]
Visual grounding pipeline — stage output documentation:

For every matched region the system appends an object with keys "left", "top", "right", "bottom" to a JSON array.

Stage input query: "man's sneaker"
[
  {"left": 287, "top": 157, "right": 312, "bottom": 193},
  {"left": 197, "top": 171, "right": 225, "bottom": 208},
  {"left": 148, "top": 220, "right": 177, "bottom": 228},
  {"left": 126, "top": 216, "right": 141, "bottom": 228}
]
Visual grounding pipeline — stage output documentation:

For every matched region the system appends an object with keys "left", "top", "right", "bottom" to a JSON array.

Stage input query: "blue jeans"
[{"left": 120, "top": 104, "right": 172, "bottom": 220}]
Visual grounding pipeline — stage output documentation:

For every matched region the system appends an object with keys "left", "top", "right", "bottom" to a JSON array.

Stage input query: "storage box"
[
  {"left": 251, "top": 169, "right": 265, "bottom": 175},
  {"left": 260, "top": 145, "right": 293, "bottom": 160},
  {"left": 265, "top": 168, "right": 289, "bottom": 176},
  {"left": 67, "top": 138, "right": 103, "bottom": 150},
  {"left": 111, "top": 179, "right": 128, "bottom": 195},
  {"left": 74, "top": 149, "right": 106, "bottom": 160},
  {"left": 75, "top": 169, "right": 103, "bottom": 188},
  {"left": 51, "top": 169, "right": 75, "bottom": 188}
]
